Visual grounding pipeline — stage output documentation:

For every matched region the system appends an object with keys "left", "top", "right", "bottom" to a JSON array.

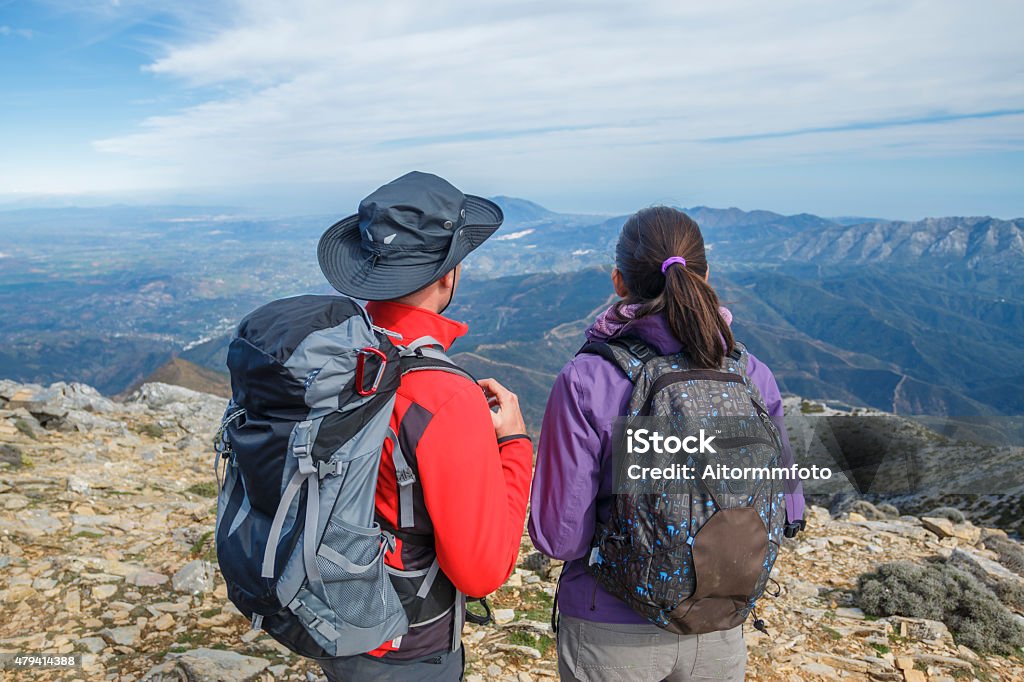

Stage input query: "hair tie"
[{"left": 661, "top": 256, "right": 687, "bottom": 273}]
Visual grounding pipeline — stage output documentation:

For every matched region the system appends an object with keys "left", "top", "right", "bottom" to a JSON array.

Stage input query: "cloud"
[
  {"left": 77, "top": 0, "right": 1024, "bottom": 201},
  {"left": 0, "top": 26, "right": 35, "bottom": 39}
]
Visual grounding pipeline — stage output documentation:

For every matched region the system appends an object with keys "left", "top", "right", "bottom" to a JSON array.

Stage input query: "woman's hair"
[{"left": 613, "top": 206, "right": 734, "bottom": 368}]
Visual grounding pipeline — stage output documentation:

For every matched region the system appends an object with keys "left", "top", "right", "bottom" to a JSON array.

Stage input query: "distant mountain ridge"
[
  {"left": 0, "top": 200, "right": 1021, "bottom": 418},
  {"left": 120, "top": 358, "right": 230, "bottom": 400}
]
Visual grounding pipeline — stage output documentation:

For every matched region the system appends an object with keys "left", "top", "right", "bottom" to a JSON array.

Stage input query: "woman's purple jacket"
[{"left": 528, "top": 311, "right": 805, "bottom": 624}]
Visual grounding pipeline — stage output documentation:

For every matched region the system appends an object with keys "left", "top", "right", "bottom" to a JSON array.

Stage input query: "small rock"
[
  {"left": 130, "top": 570, "right": 170, "bottom": 587},
  {"left": 834, "top": 607, "right": 865, "bottom": 619},
  {"left": 522, "top": 551, "right": 551, "bottom": 573},
  {"left": 493, "top": 608, "right": 516, "bottom": 625},
  {"left": 799, "top": 661, "right": 839, "bottom": 679},
  {"left": 152, "top": 613, "right": 175, "bottom": 631},
  {"left": 79, "top": 636, "right": 106, "bottom": 654},
  {"left": 101, "top": 625, "right": 141, "bottom": 647},
  {"left": 67, "top": 476, "right": 91, "bottom": 495},
  {"left": 172, "top": 560, "right": 215, "bottom": 594},
  {"left": 495, "top": 644, "right": 542, "bottom": 659},
  {"left": 164, "top": 648, "right": 270, "bottom": 682},
  {"left": 65, "top": 589, "right": 81, "bottom": 613},
  {"left": 487, "top": 664, "right": 503, "bottom": 677},
  {"left": 241, "top": 629, "right": 261, "bottom": 643},
  {"left": 93, "top": 584, "right": 118, "bottom": 600}
]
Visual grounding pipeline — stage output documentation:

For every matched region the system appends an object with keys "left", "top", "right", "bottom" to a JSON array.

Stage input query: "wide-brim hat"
[{"left": 318, "top": 171, "right": 503, "bottom": 300}]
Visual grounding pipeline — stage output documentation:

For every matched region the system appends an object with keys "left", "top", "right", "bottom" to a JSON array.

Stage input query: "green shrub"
[
  {"left": 13, "top": 419, "right": 37, "bottom": 439},
  {"left": 850, "top": 500, "right": 887, "bottom": 520},
  {"left": 856, "top": 560, "right": 1024, "bottom": 655},
  {"left": 136, "top": 423, "right": 165, "bottom": 439},
  {"left": 186, "top": 481, "right": 218, "bottom": 498},
  {"left": 926, "top": 506, "right": 966, "bottom": 524},
  {"left": 875, "top": 503, "right": 900, "bottom": 519},
  {"left": 800, "top": 401, "right": 825, "bottom": 414},
  {"left": 982, "top": 535, "right": 1024, "bottom": 578}
]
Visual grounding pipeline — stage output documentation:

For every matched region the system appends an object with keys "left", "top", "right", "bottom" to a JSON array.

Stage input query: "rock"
[
  {"left": 487, "top": 664, "right": 503, "bottom": 677},
  {"left": 816, "top": 653, "right": 868, "bottom": 673},
  {"left": 65, "top": 588, "right": 81, "bottom": 613},
  {"left": 522, "top": 551, "right": 551, "bottom": 573},
  {"left": 152, "top": 613, "right": 175, "bottom": 631},
  {"left": 130, "top": 569, "right": 170, "bottom": 587},
  {"left": 956, "top": 644, "right": 980, "bottom": 661},
  {"left": 847, "top": 512, "right": 868, "bottom": 522},
  {"left": 493, "top": 608, "right": 516, "bottom": 625},
  {"left": 496, "top": 644, "right": 542, "bottom": 659},
  {"left": 172, "top": 560, "right": 215, "bottom": 594},
  {"left": 902, "top": 669, "right": 927, "bottom": 682},
  {"left": 67, "top": 476, "right": 91, "bottom": 494},
  {"left": 949, "top": 546, "right": 1024, "bottom": 584},
  {"left": 79, "top": 636, "right": 107, "bottom": 654},
  {"left": 162, "top": 648, "right": 270, "bottom": 682},
  {"left": 920, "top": 517, "right": 982, "bottom": 544},
  {"left": 93, "top": 584, "right": 118, "bottom": 600},
  {"left": 799, "top": 661, "right": 839, "bottom": 679},
  {"left": 890, "top": 617, "right": 955, "bottom": 647},
  {"left": 101, "top": 625, "right": 141, "bottom": 646},
  {"left": 31, "top": 576, "right": 56, "bottom": 590},
  {"left": 895, "top": 656, "right": 914, "bottom": 671},
  {"left": 3, "top": 493, "right": 29, "bottom": 509},
  {"left": 834, "top": 607, "right": 865, "bottom": 619}
]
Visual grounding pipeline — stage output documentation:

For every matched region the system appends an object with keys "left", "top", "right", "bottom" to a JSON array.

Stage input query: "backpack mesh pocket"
[{"left": 316, "top": 518, "right": 399, "bottom": 630}]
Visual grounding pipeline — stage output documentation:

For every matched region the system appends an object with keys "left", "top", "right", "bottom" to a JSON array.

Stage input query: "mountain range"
[{"left": 0, "top": 199, "right": 1021, "bottom": 425}]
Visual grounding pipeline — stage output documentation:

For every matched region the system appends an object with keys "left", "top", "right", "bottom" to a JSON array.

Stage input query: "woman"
[{"left": 529, "top": 206, "right": 804, "bottom": 681}]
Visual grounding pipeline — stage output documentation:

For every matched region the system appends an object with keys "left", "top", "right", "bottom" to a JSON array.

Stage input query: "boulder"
[
  {"left": 143, "top": 648, "right": 270, "bottom": 682},
  {"left": 172, "top": 559, "right": 215, "bottom": 594}
]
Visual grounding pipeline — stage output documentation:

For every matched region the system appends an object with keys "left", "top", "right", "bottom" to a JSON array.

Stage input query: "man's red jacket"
[{"left": 365, "top": 301, "right": 533, "bottom": 658}]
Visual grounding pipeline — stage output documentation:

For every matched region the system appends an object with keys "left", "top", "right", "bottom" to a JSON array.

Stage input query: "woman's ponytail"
[
  {"left": 614, "top": 206, "right": 734, "bottom": 368},
  {"left": 662, "top": 262, "right": 733, "bottom": 368}
]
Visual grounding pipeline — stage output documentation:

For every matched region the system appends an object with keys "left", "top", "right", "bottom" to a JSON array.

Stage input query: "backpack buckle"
[
  {"left": 356, "top": 347, "right": 388, "bottom": 396},
  {"left": 783, "top": 519, "right": 806, "bottom": 538},
  {"left": 317, "top": 460, "right": 342, "bottom": 478},
  {"left": 395, "top": 466, "right": 416, "bottom": 487}
]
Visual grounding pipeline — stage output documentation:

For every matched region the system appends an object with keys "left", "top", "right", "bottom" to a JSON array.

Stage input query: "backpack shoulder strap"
[
  {"left": 398, "top": 335, "right": 476, "bottom": 383},
  {"left": 577, "top": 336, "right": 657, "bottom": 381}
]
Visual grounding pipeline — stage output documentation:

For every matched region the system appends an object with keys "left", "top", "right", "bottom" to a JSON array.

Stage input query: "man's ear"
[
  {"left": 612, "top": 268, "right": 629, "bottom": 298},
  {"left": 440, "top": 266, "right": 459, "bottom": 290}
]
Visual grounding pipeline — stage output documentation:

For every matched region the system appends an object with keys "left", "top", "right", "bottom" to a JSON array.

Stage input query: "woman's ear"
[
  {"left": 705, "top": 264, "right": 711, "bottom": 282},
  {"left": 612, "top": 268, "right": 630, "bottom": 298}
]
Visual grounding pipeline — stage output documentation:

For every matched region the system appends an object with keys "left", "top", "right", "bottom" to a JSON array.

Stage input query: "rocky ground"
[{"left": 1, "top": 380, "right": 1022, "bottom": 681}]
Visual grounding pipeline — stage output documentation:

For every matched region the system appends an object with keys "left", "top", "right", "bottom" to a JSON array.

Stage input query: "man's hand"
[{"left": 477, "top": 378, "right": 527, "bottom": 439}]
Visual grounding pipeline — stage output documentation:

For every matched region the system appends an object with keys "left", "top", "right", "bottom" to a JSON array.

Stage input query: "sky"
[{"left": 1, "top": 0, "right": 1023, "bottom": 219}]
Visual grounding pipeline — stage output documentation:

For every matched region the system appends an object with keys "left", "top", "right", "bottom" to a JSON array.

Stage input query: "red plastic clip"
[{"left": 355, "top": 347, "right": 388, "bottom": 396}]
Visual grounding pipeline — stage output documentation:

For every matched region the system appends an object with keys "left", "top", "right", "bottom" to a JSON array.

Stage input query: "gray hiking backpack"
[
  {"left": 578, "top": 337, "right": 789, "bottom": 635},
  {"left": 213, "top": 294, "right": 468, "bottom": 658}
]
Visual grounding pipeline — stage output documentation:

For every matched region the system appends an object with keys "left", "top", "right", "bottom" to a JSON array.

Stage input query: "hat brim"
[{"left": 318, "top": 194, "right": 502, "bottom": 300}]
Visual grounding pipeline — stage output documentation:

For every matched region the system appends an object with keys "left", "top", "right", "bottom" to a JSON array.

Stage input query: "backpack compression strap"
[{"left": 577, "top": 336, "right": 658, "bottom": 381}]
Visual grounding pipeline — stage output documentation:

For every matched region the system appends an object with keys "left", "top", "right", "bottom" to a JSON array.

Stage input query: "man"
[{"left": 315, "top": 171, "right": 533, "bottom": 680}]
